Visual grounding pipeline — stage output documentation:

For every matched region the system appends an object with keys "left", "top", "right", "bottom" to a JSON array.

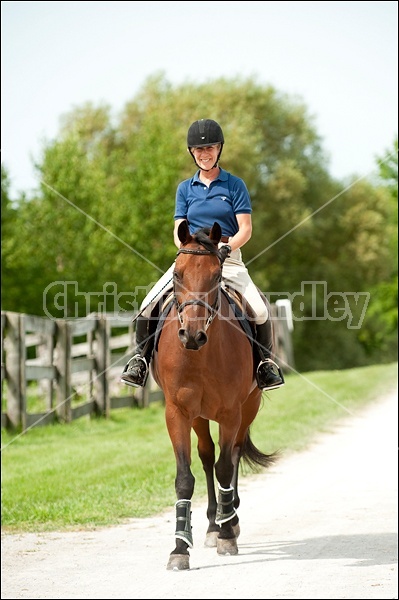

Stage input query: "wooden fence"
[{"left": 1, "top": 304, "right": 294, "bottom": 431}]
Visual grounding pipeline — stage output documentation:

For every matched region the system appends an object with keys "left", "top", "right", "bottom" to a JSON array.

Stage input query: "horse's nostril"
[
  {"left": 195, "top": 331, "right": 208, "bottom": 347},
  {"left": 178, "top": 328, "right": 207, "bottom": 350},
  {"left": 178, "top": 329, "right": 189, "bottom": 344}
]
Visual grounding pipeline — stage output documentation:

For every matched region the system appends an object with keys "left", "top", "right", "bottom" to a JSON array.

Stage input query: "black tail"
[{"left": 240, "top": 429, "right": 279, "bottom": 472}]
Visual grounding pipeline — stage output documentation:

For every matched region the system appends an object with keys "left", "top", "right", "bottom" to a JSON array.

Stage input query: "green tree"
[
  {"left": 2, "top": 75, "right": 396, "bottom": 369},
  {"left": 1, "top": 165, "right": 46, "bottom": 313},
  {"left": 357, "top": 138, "right": 398, "bottom": 360}
]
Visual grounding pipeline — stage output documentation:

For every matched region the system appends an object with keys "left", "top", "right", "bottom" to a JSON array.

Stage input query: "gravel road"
[{"left": 1, "top": 388, "right": 398, "bottom": 600}]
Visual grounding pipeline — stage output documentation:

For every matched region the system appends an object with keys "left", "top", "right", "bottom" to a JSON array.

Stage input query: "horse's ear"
[
  {"left": 209, "top": 222, "right": 222, "bottom": 245},
  {"left": 178, "top": 220, "right": 192, "bottom": 245}
]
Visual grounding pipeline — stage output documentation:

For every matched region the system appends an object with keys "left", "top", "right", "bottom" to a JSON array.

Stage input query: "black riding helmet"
[{"left": 187, "top": 119, "right": 224, "bottom": 171}]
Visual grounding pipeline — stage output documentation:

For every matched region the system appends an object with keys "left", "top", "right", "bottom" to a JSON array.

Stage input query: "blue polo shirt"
[{"left": 174, "top": 168, "right": 252, "bottom": 238}]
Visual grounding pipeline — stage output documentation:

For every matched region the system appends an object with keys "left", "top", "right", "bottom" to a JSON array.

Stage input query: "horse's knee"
[{"left": 175, "top": 471, "right": 195, "bottom": 498}]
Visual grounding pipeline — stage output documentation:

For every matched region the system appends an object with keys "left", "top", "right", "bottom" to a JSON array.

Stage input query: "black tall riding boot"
[
  {"left": 121, "top": 315, "right": 154, "bottom": 388},
  {"left": 254, "top": 319, "right": 285, "bottom": 391}
]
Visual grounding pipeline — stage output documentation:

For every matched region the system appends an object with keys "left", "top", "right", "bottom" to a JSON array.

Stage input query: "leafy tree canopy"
[{"left": 2, "top": 74, "right": 397, "bottom": 369}]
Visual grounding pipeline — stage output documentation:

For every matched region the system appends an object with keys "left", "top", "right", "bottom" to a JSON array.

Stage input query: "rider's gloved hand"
[{"left": 219, "top": 244, "right": 232, "bottom": 263}]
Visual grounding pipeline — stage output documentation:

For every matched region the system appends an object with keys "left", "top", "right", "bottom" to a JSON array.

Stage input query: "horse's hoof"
[
  {"left": 204, "top": 531, "right": 219, "bottom": 548},
  {"left": 217, "top": 537, "right": 238, "bottom": 555},
  {"left": 166, "top": 554, "right": 190, "bottom": 570}
]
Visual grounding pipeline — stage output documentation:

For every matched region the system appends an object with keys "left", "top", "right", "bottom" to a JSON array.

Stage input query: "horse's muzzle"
[{"left": 178, "top": 328, "right": 208, "bottom": 350}]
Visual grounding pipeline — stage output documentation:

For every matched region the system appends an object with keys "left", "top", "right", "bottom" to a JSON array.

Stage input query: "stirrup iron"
[
  {"left": 256, "top": 357, "right": 284, "bottom": 390},
  {"left": 121, "top": 354, "right": 149, "bottom": 388}
]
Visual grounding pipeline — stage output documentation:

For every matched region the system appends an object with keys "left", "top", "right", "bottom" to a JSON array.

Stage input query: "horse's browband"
[
  {"left": 176, "top": 247, "right": 223, "bottom": 263},
  {"left": 176, "top": 248, "right": 215, "bottom": 256}
]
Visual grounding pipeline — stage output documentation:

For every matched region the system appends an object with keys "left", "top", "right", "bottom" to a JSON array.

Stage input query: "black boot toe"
[
  {"left": 256, "top": 360, "right": 284, "bottom": 391},
  {"left": 121, "top": 356, "right": 149, "bottom": 388}
]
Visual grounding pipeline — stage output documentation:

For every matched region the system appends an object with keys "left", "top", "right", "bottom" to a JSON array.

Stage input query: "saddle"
[{"left": 154, "top": 286, "right": 254, "bottom": 351}]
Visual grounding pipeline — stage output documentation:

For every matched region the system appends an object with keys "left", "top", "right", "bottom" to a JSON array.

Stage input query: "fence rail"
[
  {"left": 1, "top": 305, "right": 294, "bottom": 431},
  {"left": 0, "top": 310, "right": 164, "bottom": 431}
]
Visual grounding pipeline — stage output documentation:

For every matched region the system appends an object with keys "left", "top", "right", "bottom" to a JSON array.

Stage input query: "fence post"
[
  {"left": 55, "top": 320, "right": 72, "bottom": 422},
  {"left": 94, "top": 315, "right": 110, "bottom": 417},
  {"left": 274, "top": 300, "right": 295, "bottom": 371},
  {"left": 5, "top": 312, "right": 27, "bottom": 430}
]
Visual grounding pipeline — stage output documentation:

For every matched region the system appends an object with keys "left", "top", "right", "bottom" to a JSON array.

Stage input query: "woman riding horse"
[{"left": 121, "top": 118, "right": 284, "bottom": 391}]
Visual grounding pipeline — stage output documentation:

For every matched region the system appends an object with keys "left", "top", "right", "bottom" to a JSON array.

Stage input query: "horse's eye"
[{"left": 173, "top": 271, "right": 181, "bottom": 282}]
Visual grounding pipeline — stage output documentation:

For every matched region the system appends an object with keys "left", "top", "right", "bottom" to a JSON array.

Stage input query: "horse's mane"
[{"left": 190, "top": 227, "right": 219, "bottom": 255}]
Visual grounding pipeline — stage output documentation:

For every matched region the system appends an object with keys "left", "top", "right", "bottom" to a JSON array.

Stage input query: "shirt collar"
[{"left": 192, "top": 167, "right": 228, "bottom": 184}]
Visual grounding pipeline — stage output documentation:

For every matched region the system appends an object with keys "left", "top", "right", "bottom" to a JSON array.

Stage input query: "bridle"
[{"left": 174, "top": 247, "right": 222, "bottom": 331}]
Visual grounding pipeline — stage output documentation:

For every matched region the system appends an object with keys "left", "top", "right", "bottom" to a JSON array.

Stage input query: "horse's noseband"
[{"left": 174, "top": 247, "right": 221, "bottom": 331}]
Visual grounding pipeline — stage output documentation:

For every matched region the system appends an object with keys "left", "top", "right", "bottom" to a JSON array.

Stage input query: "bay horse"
[{"left": 151, "top": 220, "right": 276, "bottom": 570}]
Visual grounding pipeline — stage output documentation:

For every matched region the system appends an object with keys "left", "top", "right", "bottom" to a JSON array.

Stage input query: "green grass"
[{"left": 1, "top": 362, "right": 397, "bottom": 533}]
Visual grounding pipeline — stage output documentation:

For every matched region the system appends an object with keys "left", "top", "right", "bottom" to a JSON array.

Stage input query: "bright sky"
[{"left": 2, "top": 0, "right": 398, "bottom": 197}]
